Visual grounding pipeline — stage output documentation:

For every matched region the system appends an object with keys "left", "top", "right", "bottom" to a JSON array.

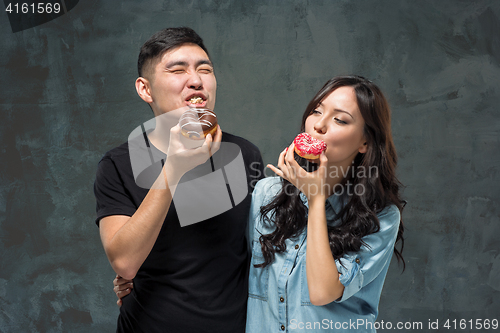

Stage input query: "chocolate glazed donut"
[{"left": 179, "top": 108, "right": 218, "bottom": 140}]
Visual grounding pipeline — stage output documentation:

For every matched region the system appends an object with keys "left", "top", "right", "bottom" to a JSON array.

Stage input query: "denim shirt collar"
[{"left": 299, "top": 190, "right": 346, "bottom": 227}]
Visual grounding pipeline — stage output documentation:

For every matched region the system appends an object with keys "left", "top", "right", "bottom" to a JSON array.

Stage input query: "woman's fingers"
[
  {"left": 316, "top": 151, "right": 329, "bottom": 176},
  {"left": 114, "top": 282, "right": 133, "bottom": 293},
  {"left": 268, "top": 147, "right": 290, "bottom": 180},
  {"left": 284, "top": 143, "right": 309, "bottom": 180},
  {"left": 114, "top": 275, "right": 133, "bottom": 287},
  {"left": 277, "top": 148, "right": 292, "bottom": 180},
  {"left": 266, "top": 164, "right": 284, "bottom": 178},
  {"left": 114, "top": 274, "right": 134, "bottom": 302},
  {"left": 116, "top": 288, "right": 132, "bottom": 298}
]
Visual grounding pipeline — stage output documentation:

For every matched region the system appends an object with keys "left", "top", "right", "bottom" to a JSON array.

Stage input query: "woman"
[
  {"left": 246, "top": 75, "right": 404, "bottom": 332},
  {"left": 114, "top": 75, "right": 405, "bottom": 332}
]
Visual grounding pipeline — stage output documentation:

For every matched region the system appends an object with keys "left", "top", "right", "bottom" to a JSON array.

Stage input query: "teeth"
[{"left": 189, "top": 97, "right": 204, "bottom": 104}]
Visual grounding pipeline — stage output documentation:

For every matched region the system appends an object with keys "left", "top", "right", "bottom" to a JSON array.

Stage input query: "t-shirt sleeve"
[
  {"left": 248, "top": 146, "right": 265, "bottom": 193},
  {"left": 93, "top": 156, "right": 137, "bottom": 226},
  {"left": 334, "top": 205, "right": 401, "bottom": 302}
]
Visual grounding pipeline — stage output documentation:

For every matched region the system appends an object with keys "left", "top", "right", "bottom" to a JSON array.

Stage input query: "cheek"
[
  {"left": 304, "top": 117, "right": 314, "bottom": 133},
  {"left": 201, "top": 73, "right": 214, "bottom": 86},
  {"left": 157, "top": 79, "right": 182, "bottom": 98},
  {"left": 323, "top": 128, "right": 363, "bottom": 156}
]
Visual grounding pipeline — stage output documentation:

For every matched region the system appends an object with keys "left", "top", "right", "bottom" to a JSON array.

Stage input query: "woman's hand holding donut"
[{"left": 267, "top": 142, "right": 329, "bottom": 202}]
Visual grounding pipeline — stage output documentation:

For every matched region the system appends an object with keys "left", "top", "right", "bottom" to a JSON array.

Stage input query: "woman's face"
[{"left": 304, "top": 86, "right": 367, "bottom": 167}]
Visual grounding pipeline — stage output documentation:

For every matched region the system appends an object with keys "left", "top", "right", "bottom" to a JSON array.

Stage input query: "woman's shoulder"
[
  {"left": 253, "top": 177, "right": 282, "bottom": 196},
  {"left": 376, "top": 204, "right": 401, "bottom": 231},
  {"left": 251, "top": 177, "right": 282, "bottom": 212}
]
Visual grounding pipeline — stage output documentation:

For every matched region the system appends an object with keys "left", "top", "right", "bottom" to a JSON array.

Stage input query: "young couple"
[{"left": 96, "top": 27, "right": 404, "bottom": 333}]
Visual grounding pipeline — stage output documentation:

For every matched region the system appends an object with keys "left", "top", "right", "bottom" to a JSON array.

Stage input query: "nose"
[
  {"left": 187, "top": 71, "right": 203, "bottom": 90},
  {"left": 313, "top": 116, "right": 327, "bottom": 134}
]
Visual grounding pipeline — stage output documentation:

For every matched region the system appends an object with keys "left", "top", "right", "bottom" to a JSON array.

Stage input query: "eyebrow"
[
  {"left": 165, "top": 59, "right": 213, "bottom": 68},
  {"left": 318, "top": 102, "right": 354, "bottom": 119}
]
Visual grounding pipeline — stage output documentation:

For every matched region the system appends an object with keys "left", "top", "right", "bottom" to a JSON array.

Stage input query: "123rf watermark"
[{"left": 289, "top": 318, "right": 499, "bottom": 331}]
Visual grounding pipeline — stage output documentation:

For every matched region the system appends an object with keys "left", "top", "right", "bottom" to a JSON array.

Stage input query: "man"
[{"left": 94, "top": 27, "right": 264, "bottom": 333}]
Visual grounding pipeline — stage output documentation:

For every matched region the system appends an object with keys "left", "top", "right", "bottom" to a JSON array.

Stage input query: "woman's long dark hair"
[{"left": 256, "top": 75, "right": 405, "bottom": 270}]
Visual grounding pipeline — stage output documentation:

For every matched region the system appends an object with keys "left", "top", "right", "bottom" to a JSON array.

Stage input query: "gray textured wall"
[{"left": 1, "top": 0, "right": 499, "bottom": 332}]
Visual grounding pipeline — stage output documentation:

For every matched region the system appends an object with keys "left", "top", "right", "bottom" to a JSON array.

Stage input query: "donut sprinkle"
[{"left": 293, "top": 133, "right": 327, "bottom": 157}]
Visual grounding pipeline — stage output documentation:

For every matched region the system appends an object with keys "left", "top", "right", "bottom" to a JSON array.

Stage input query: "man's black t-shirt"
[{"left": 94, "top": 132, "right": 264, "bottom": 333}]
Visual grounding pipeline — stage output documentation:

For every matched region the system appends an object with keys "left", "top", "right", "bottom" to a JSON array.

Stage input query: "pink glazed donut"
[{"left": 293, "top": 133, "right": 327, "bottom": 161}]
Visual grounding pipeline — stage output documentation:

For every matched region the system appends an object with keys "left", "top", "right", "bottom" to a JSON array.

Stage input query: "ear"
[
  {"left": 358, "top": 141, "right": 368, "bottom": 154},
  {"left": 135, "top": 77, "right": 153, "bottom": 104}
]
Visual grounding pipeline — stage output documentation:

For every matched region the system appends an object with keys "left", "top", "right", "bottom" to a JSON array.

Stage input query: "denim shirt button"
[
  {"left": 280, "top": 296, "right": 284, "bottom": 302},
  {"left": 281, "top": 324, "right": 285, "bottom": 330},
  {"left": 295, "top": 244, "right": 299, "bottom": 250},
  {"left": 355, "top": 258, "right": 360, "bottom": 264}
]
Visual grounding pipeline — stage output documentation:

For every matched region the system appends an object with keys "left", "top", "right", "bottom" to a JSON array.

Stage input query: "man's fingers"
[{"left": 210, "top": 127, "right": 222, "bottom": 155}]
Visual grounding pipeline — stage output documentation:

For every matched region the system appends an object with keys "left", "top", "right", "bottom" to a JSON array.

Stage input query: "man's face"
[{"left": 146, "top": 43, "right": 217, "bottom": 115}]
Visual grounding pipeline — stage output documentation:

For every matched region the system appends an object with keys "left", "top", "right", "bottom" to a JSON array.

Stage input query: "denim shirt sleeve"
[
  {"left": 247, "top": 181, "right": 261, "bottom": 251},
  {"left": 335, "top": 205, "right": 401, "bottom": 302},
  {"left": 247, "top": 177, "right": 281, "bottom": 250}
]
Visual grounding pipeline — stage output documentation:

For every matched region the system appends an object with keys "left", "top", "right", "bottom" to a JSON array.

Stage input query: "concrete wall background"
[{"left": 1, "top": 0, "right": 499, "bottom": 331}]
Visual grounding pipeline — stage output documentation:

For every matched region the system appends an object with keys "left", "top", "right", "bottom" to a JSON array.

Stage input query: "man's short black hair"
[{"left": 137, "top": 27, "right": 210, "bottom": 79}]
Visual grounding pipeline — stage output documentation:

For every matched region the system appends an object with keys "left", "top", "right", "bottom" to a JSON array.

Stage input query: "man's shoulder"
[
  {"left": 100, "top": 141, "right": 130, "bottom": 162},
  {"left": 222, "top": 132, "right": 262, "bottom": 164},
  {"left": 222, "top": 132, "right": 259, "bottom": 152},
  {"left": 96, "top": 142, "right": 133, "bottom": 177}
]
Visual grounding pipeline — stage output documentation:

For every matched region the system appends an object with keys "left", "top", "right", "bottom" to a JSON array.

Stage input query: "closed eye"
[
  {"left": 198, "top": 68, "right": 213, "bottom": 74},
  {"left": 167, "top": 68, "right": 186, "bottom": 74},
  {"left": 334, "top": 118, "right": 347, "bottom": 125}
]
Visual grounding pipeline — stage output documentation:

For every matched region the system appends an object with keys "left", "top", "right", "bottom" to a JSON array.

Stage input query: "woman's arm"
[
  {"left": 267, "top": 143, "right": 344, "bottom": 306},
  {"left": 306, "top": 196, "right": 344, "bottom": 306}
]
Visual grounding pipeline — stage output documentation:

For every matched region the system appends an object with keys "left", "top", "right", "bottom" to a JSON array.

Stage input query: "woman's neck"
[{"left": 325, "top": 161, "right": 355, "bottom": 196}]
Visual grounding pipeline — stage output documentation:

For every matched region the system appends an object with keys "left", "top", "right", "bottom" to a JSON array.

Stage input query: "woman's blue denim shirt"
[{"left": 246, "top": 177, "right": 401, "bottom": 333}]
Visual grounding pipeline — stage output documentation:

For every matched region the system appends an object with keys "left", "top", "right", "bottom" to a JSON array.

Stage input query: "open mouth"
[
  {"left": 186, "top": 95, "right": 206, "bottom": 107},
  {"left": 189, "top": 97, "right": 204, "bottom": 104}
]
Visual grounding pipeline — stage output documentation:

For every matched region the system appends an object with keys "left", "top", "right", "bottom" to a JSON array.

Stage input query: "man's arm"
[
  {"left": 99, "top": 173, "right": 175, "bottom": 279},
  {"left": 99, "top": 125, "right": 221, "bottom": 280}
]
